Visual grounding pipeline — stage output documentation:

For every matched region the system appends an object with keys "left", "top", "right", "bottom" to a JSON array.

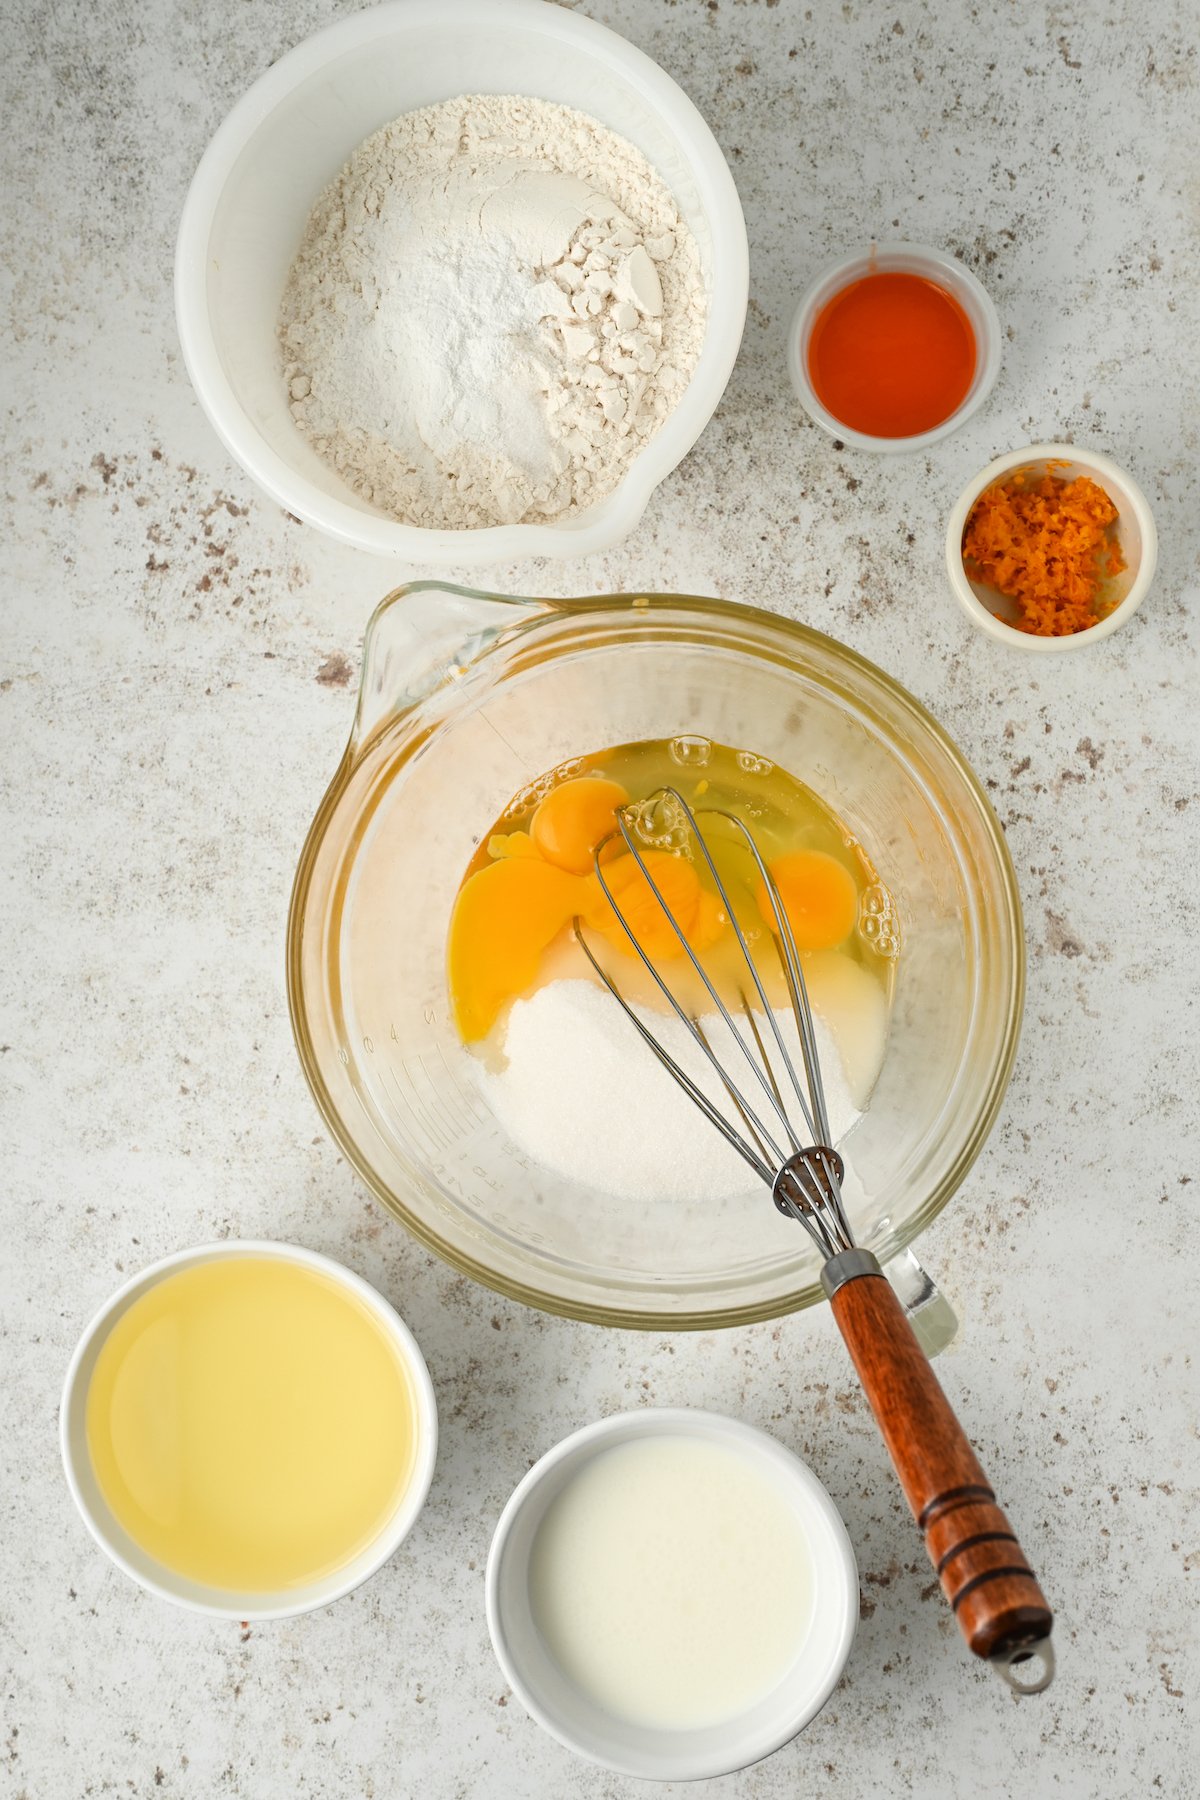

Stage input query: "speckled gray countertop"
[{"left": 3, "top": 1, "right": 1197, "bottom": 1795}]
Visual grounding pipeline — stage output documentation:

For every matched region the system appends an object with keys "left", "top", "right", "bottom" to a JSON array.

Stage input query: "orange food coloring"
[
  {"left": 756, "top": 850, "right": 859, "bottom": 951},
  {"left": 807, "top": 270, "right": 976, "bottom": 439}
]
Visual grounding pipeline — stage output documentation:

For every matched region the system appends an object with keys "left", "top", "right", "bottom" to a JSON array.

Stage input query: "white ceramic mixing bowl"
[{"left": 175, "top": 0, "right": 748, "bottom": 561}]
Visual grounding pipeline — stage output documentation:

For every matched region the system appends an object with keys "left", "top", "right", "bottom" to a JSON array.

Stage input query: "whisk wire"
[
  {"left": 677, "top": 802, "right": 822, "bottom": 1146},
  {"left": 590, "top": 815, "right": 800, "bottom": 1168},
  {"left": 572, "top": 928, "right": 776, "bottom": 1186},
  {"left": 581, "top": 785, "right": 857, "bottom": 1262},
  {"left": 696, "top": 1013, "right": 781, "bottom": 1173},
  {"left": 712, "top": 812, "right": 834, "bottom": 1147}
]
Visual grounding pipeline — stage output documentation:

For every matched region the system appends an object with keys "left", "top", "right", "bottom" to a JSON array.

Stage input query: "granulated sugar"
[
  {"left": 279, "top": 95, "right": 706, "bottom": 529},
  {"left": 480, "top": 979, "right": 863, "bottom": 1204}
]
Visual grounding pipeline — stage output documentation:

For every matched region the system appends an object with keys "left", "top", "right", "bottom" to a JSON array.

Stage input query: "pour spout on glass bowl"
[{"left": 352, "top": 583, "right": 554, "bottom": 751}]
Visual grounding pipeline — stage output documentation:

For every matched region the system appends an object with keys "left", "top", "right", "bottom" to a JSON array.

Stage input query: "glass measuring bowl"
[{"left": 288, "top": 585, "right": 1023, "bottom": 1328}]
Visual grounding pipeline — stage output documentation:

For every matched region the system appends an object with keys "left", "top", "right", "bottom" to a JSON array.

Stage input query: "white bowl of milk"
[{"left": 486, "top": 1409, "right": 858, "bottom": 1780}]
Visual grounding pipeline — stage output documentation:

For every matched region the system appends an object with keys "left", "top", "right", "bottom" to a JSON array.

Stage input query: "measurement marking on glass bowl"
[
  {"left": 412, "top": 1055, "right": 461, "bottom": 1140},
  {"left": 407, "top": 1056, "right": 460, "bottom": 1147},
  {"left": 434, "top": 1041, "right": 490, "bottom": 1127},
  {"left": 389, "top": 1064, "right": 452, "bottom": 1154},
  {"left": 392, "top": 1057, "right": 449, "bottom": 1146},
  {"left": 379, "top": 1065, "right": 447, "bottom": 1153}
]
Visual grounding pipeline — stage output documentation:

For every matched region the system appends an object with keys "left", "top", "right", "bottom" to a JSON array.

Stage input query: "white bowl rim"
[
  {"left": 485, "top": 1407, "right": 858, "bottom": 1781},
  {"left": 944, "top": 442, "right": 1159, "bottom": 653},
  {"left": 787, "top": 240, "right": 1002, "bottom": 454},
  {"left": 60, "top": 1238, "right": 439, "bottom": 1620},
  {"left": 174, "top": 0, "right": 749, "bottom": 563}
]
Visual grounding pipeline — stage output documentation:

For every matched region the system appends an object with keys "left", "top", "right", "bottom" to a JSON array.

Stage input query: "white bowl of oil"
[
  {"left": 60, "top": 1241, "right": 438, "bottom": 1619},
  {"left": 486, "top": 1409, "right": 858, "bottom": 1780}
]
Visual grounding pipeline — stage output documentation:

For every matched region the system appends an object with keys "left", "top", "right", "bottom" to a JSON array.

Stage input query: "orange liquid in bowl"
[{"left": 807, "top": 270, "right": 976, "bottom": 439}]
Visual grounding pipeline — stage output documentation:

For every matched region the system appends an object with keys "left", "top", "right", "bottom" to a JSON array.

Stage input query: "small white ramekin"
[
  {"left": 945, "top": 443, "right": 1158, "bottom": 652},
  {"left": 486, "top": 1409, "right": 858, "bottom": 1781},
  {"left": 175, "top": 0, "right": 748, "bottom": 562},
  {"left": 60, "top": 1240, "right": 438, "bottom": 1619},
  {"left": 788, "top": 242, "right": 1001, "bottom": 454}
]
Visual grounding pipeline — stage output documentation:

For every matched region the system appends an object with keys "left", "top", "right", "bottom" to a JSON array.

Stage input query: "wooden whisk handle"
[{"left": 825, "top": 1255, "right": 1053, "bottom": 1669}]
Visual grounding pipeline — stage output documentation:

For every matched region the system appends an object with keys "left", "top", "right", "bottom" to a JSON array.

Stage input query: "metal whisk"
[{"left": 578, "top": 787, "right": 1055, "bottom": 1694}]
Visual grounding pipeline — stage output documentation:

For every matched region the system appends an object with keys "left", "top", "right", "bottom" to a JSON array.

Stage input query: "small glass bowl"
[
  {"left": 788, "top": 242, "right": 1001, "bottom": 454},
  {"left": 945, "top": 444, "right": 1158, "bottom": 652}
]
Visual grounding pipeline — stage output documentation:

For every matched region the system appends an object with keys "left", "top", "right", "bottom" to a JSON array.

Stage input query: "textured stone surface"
[{"left": 2, "top": 0, "right": 1197, "bottom": 1795}]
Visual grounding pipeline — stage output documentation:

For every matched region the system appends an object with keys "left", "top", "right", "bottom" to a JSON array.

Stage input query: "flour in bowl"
[{"left": 279, "top": 95, "right": 707, "bottom": 529}]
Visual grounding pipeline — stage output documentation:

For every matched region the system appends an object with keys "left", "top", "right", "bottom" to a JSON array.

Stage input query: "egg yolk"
[
  {"left": 689, "top": 887, "right": 728, "bottom": 954},
  {"left": 448, "top": 857, "right": 592, "bottom": 1042},
  {"left": 756, "top": 850, "right": 859, "bottom": 951},
  {"left": 451, "top": 848, "right": 731, "bottom": 1039},
  {"left": 449, "top": 778, "right": 789, "bottom": 1040},
  {"left": 486, "top": 830, "right": 539, "bottom": 860},
  {"left": 592, "top": 850, "right": 706, "bottom": 961},
  {"left": 531, "top": 777, "right": 630, "bottom": 874}
]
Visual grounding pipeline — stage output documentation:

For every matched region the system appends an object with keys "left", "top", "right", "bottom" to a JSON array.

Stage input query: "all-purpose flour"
[{"left": 279, "top": 96, "right": 707, "bottom": 529}]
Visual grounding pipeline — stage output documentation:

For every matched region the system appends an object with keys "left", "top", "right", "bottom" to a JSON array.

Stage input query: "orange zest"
[{"left": 962, "top": 469, "right": 1125, "bottom": 637}]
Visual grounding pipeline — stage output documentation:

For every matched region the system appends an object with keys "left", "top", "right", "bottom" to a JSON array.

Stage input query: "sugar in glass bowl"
[
  {"left": 175, "top": 0, "right": 748, "bottom": 562},
  {"left": 287, "top": 583, "right": 1025, "bottom": 1330}
]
